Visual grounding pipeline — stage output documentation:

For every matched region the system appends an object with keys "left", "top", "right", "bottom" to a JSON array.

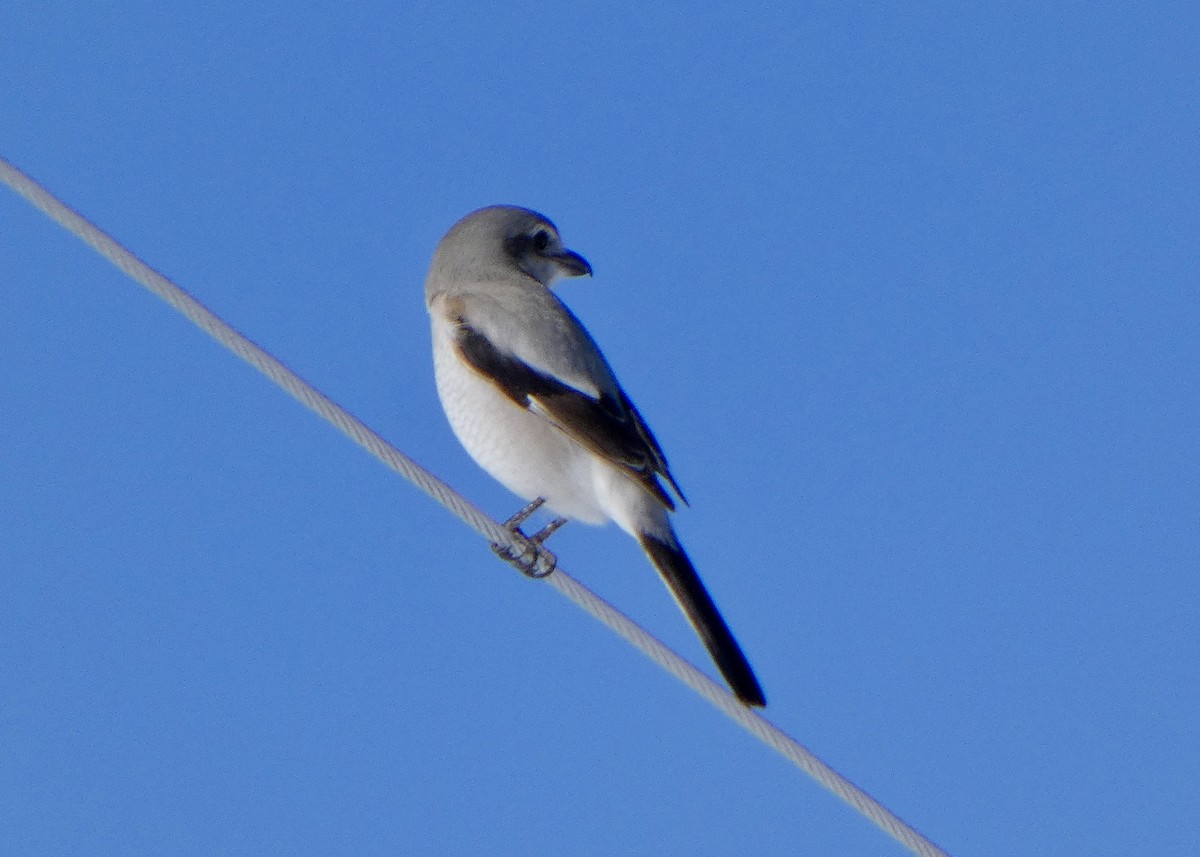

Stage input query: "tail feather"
[{"left": 639, "top": 533, "right": 766, "bottom": 706}]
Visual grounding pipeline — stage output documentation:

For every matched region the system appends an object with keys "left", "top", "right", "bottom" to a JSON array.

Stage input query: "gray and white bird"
[{"left": 424, "top": 205, "right": 765, "bottom": 706}]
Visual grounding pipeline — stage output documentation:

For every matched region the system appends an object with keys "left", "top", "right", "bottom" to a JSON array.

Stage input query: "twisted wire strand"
[{"left": 2, "top": 156, "right": 951, "bottom": 857}]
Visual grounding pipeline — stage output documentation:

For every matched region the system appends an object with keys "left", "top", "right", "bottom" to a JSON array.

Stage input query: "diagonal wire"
[{"left": 1, "top": 156, "right": 952, "bottom": 857}]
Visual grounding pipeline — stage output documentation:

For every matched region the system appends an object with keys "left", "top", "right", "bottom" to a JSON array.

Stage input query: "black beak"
[{"left": 556, "top": 249, "right": 593, "bottom": 278}]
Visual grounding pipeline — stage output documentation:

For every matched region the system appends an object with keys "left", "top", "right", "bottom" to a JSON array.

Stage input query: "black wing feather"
[{"left": 455, "top": 320, "right": 684, "bottom": 509}]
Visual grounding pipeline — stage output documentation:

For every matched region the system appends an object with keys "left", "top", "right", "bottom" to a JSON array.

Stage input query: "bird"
[{"left": 424, "top": 205, "right": 765, "bottom": 706}]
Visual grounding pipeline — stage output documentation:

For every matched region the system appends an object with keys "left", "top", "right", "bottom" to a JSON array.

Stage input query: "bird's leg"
[
  {"left": 529, "top": 516, "right": 568, "bottom": 544},
  {"left": 491, "top": 498, "right": 561, "bottom": 578},
  {"left": 502, "top": 497, "right": 546, "bottom": 529}
]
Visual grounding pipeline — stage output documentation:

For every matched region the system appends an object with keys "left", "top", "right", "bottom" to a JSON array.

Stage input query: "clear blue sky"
[{"left": 3, "top": 3, "right": 1197, "bottom": 855}]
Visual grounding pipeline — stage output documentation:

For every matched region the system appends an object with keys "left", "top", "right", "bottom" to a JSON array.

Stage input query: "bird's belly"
[{"left": 432, "top": 333, "right": 609, "bottom": 525}]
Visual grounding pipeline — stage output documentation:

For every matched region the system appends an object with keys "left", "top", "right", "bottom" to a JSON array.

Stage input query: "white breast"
[{"left": 430, "top": 319, "right": 611, "bottom": 525}]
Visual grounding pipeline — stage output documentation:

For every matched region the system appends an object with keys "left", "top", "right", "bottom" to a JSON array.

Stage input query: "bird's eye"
[{"left": 531, "top": 229, "right": 551, "bottom": 252}]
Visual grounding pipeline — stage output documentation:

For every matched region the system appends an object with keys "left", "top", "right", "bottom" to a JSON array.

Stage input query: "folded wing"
[{"left": 454, "top": 319, "right": 686, "bottom": 509}]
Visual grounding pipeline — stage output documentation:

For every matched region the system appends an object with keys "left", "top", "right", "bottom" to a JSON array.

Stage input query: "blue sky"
[{"left": 3, "top": 3, "right": 1197, "bottom": 855}]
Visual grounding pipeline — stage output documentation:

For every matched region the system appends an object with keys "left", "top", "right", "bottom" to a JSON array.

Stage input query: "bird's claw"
[
  {"left": 490, "top": 498, "right": 567, "bottom": 578},
  {"left": 491, "top": 539, "right": 557, "bottom": 578}
]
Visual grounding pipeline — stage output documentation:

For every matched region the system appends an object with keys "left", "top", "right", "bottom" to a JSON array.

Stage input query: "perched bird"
[{"left": 424, "top": 205, "right": 765, "bottom": 706}]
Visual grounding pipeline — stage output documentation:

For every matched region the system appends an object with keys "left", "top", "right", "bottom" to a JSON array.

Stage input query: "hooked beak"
[{"left": 555, "top": 249, "right": 593, "bottom": 278}]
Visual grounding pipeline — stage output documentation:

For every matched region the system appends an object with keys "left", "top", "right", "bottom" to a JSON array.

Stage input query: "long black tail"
[{"left": 639, "top": 533, "right": 766, "bottom": 706}]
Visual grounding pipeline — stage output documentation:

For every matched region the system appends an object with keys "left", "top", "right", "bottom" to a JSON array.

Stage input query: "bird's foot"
[{"left": 490, "top": 498, "right": 566, "bottom": 578}]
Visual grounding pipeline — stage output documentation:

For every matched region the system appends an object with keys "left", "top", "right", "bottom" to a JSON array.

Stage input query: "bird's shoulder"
[{"left": 442, "top": 284, "right": 611, "bottom": 396}]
